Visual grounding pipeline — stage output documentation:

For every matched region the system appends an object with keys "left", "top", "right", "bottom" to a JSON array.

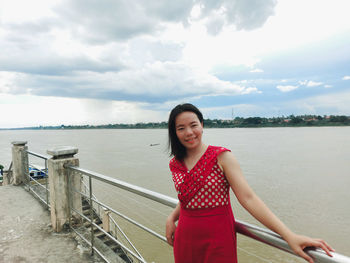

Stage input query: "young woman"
[{"left": 166, "top": 103, "right": 334, "bottom": 263}]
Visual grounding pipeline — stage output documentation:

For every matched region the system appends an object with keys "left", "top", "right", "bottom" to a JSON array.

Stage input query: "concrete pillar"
[
  {"left": 102, "top": 209, "right": 111, "bottom": 233},
  {"left": 11, "top": 141, "right": 29, "bottom": 185},
  {"left": 2, "top": 170, "right": 13, "bottom": 185},
  {"left": 47, "top": 146, "right": 82, "bottom": 232}
]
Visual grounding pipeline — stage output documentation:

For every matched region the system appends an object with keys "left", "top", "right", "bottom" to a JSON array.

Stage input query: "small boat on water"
[
  {"left": 29, "top": 166, "right": 47, "bottom": 180},
  {"left": 0, "top": 165, "right": 46, "bottom": 184},
  {"left": 0, "top": 164, "right": 3, "bottom": 183}
]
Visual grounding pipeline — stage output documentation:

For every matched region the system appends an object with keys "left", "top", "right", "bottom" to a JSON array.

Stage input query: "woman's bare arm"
[
  {"left": 218, "top": 151, "right": 334, "bottom": 263},
  {"left": 166, "top": 203, "right": 181, "bottom": 246}
]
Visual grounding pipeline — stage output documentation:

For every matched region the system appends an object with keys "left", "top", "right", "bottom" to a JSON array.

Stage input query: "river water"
[{"left": 1, "top": 127, "right": 349, "bottom": 262}]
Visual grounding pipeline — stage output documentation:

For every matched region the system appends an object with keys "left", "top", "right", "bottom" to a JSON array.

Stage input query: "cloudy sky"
[{"left": 1, "top": 0, "right": 350, "bottom": 128}]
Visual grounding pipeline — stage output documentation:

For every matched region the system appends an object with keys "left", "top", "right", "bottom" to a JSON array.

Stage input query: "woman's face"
[{"left": 175, "top": 111, "right": 203, "bottom": 150}]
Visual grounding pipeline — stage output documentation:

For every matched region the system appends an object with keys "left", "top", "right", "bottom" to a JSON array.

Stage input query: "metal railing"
[
  {"left": 25, "top": 149, "right": 142, "bottom": 262},
  {"left": 26, "top": 151, "right": 50, "bottom": 210},
  {"left": 22, "top": 149, "right": 350, "bottom": 263},
  {"left": 68, "top": 171, "right": 147, "bottom": 262},
  {"left": 67, "top": 165, "right": 350, "bottom": 263},
  {"left": 80, "top": 177, "right": 144, "bottom": 261}
]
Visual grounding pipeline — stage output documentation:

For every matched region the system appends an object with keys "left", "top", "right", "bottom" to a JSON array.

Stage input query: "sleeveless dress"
[{"left": 169, "top": 146, "right": 237, "bottom": 263}]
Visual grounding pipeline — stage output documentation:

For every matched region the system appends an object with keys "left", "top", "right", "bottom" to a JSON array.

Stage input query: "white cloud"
[
  {"left": 250, "top": 68, "right": 264, "bottom": 73},
  {"left": 289, "top": 90, "right": 350, "bottom": 115},
  {"left": 201, "top": 103, "right": 263, "bottom": 118},
  {"left": 0, "top": 72, "right": 18, "bottom": 93},
  {"left": 241, "top": 87, "right": 262, "bottom": 94},
  {"left": 1, "top": 0, "right": 350, "bottom": 128},
  {"left": 324, "top": 84, "right": 332, "bottom": 88},
  {"left": 276, "top": 85, "right": 298, "bottom": 92},
  {"left": 49, "top": 0, "right": 277, "bottom": 43},
  {"left": 0, "top": 0, "right": 278, "bottom": 103},
  {"left": 299, "top": 80, "right": 323, "bottom": 87},
  {"left": 0, "top": 0, "right": 59, "bottom": 23},
  {"left": 306, "top": 81, "right": 323, "bottom": 87},
  {"left": 3, "top": 61, "right": 246, "bottom": 102},
  {"left": 199, "top": 0, "right": 277, "bottom": 32}
]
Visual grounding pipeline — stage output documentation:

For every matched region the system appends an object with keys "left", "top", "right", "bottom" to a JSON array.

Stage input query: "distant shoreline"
[{"left": 2, "top": 115, "right": 350, "bottom": 130}]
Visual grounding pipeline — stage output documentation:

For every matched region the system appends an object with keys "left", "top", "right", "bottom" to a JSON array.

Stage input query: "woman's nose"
[{"left": 184, "top": 127, "right": 193, "bottom": 135}]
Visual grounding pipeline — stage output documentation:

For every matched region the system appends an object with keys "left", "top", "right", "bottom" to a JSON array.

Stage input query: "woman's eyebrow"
[{"left": 176, "top": 121, "right": 198, "bottom": 127}]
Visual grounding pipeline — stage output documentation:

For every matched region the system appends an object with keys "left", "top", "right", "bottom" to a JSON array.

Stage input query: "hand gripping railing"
[{"left": 67, "top": 165, "right": 350, "bottom": 263}]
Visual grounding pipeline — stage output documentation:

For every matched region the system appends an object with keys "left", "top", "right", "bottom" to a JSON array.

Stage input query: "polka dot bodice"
[{"left": 169, "top": 146, "right": 231, "bottom": 209}]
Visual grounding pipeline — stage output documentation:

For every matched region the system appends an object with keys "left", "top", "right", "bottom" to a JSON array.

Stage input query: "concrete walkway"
[{"left": 0, "top": 185, "right": 102, "bottom": 263}]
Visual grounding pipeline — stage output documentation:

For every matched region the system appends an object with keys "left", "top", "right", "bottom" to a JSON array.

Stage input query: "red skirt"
[{"left": 173, "top": 205, "right": 237, "bottom": 263}]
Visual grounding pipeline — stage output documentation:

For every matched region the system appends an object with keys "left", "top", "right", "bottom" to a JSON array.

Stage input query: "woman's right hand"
[{"left": 165, "top": 216, "right": 177, "bottom": 246}]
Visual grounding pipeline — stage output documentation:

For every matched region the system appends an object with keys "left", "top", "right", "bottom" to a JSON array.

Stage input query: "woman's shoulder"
[{"left": 208, "top": 145, "right": 231, "bottom": 155}]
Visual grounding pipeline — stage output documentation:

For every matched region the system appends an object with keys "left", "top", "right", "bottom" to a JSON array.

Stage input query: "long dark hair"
[{"left": 168, "top": 103, "right": 204, "bottom": 160}]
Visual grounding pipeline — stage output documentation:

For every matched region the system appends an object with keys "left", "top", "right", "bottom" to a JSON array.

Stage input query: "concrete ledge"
[
  {"left": 11, "top": 141, "right": 27, "bottom": 146},
  {"left": 47, "top": 146, "right": 78, "bottom": 159}
]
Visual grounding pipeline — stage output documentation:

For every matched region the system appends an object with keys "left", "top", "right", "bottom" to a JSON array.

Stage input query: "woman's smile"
[{"left": 175, "top": 111, "right": 203, "bottom": 150}]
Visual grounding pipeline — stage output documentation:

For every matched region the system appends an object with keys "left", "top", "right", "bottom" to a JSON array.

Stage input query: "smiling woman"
[
  {"left": 168, "top": 103, "right": 204, "bottom": 161},
  {"left": 166, "top": 103, "right": 335, "bottom": 263},
  {"left": 175, "top": 112, "right": 203, "bottom": 151}
]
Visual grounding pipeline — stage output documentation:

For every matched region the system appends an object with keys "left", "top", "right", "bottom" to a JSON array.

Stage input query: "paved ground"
[{"left": 0, "top": 185, "right": 102, "bottom": 263}]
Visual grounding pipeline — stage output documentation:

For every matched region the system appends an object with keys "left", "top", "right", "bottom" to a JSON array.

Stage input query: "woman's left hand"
[{"left": 286, "top": 233, "right": 335, "bottom": 263}]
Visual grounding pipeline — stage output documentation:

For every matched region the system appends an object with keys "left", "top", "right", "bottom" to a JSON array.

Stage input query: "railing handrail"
[
  {"left": 26, "top": 150, "right": 50, "bottom": 160},
  {"left": 68, "top": 166, "right": 178, "bottom": 208},
  {"left": 26, "top": 152, "right": 50, "bottom": 210},
  {"left": 8, "top": 161, "right": 13, "bottom": 171},
  {"left": 67, "top": 165, "right": 350, "bottom": 263},
  {"left": 80, "top": 178, "right": 144, "bottom": 260}
]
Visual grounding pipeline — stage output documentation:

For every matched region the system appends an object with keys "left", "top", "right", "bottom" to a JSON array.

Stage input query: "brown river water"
[{"left": 1, "top": 127, "right": 349, "bottom": 262}]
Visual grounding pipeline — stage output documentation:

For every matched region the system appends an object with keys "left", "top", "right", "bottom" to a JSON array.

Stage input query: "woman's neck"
[
  {"left": 186, "top": 143, "right": 207, "bottom": 159},
  {"left": 183, "top": 143, "right": 208, "bottom": 170}
]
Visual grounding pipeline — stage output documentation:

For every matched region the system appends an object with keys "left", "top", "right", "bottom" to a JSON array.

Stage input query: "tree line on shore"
[{"left": 4, "top": 115, "right": 350, "bottom": 130}]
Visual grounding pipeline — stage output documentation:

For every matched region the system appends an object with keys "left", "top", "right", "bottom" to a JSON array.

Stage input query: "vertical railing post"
[
  {"left": 45, "top": 159, "right": 49, "bottom": 210},
  {"left": 11, "top": 141, "right": 29, "bottom": 185},
  {"left": 67, "top": 167, "right": 72, "bottom": 230},
  {"left": 89, "top": 176, "right": 94, "bottom": 255},
  {"left": 102, "top": 208, "right": 111, "bottom": 233},
  {"left": 47, "top": 146, "right": 82, "bottom": 232}
]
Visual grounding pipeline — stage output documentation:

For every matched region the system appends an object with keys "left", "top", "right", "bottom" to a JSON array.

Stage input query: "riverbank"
[
  {"left": 0, "top": 185, "right": 101, "bottom": 263},
  {"left": 1, "top": 115, "right": 349, "bottom": 130}
]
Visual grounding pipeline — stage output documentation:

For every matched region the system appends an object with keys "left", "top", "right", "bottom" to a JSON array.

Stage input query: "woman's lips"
[{"left": 185, "top": 138, "right": 196, "bottom": 144}]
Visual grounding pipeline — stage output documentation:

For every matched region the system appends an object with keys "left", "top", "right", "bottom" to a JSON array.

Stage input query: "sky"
[{"left": 0, "top": 0, "right": 350, "bottom": 128}]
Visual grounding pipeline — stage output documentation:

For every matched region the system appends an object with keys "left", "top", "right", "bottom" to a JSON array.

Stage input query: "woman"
[{"left": 166, "top": 103, "right": 334, "bottom": 263}]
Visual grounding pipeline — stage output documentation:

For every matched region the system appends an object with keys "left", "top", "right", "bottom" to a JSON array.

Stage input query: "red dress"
[{"left": 169, "top": 146, "right": 237, "bottom": 263}]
